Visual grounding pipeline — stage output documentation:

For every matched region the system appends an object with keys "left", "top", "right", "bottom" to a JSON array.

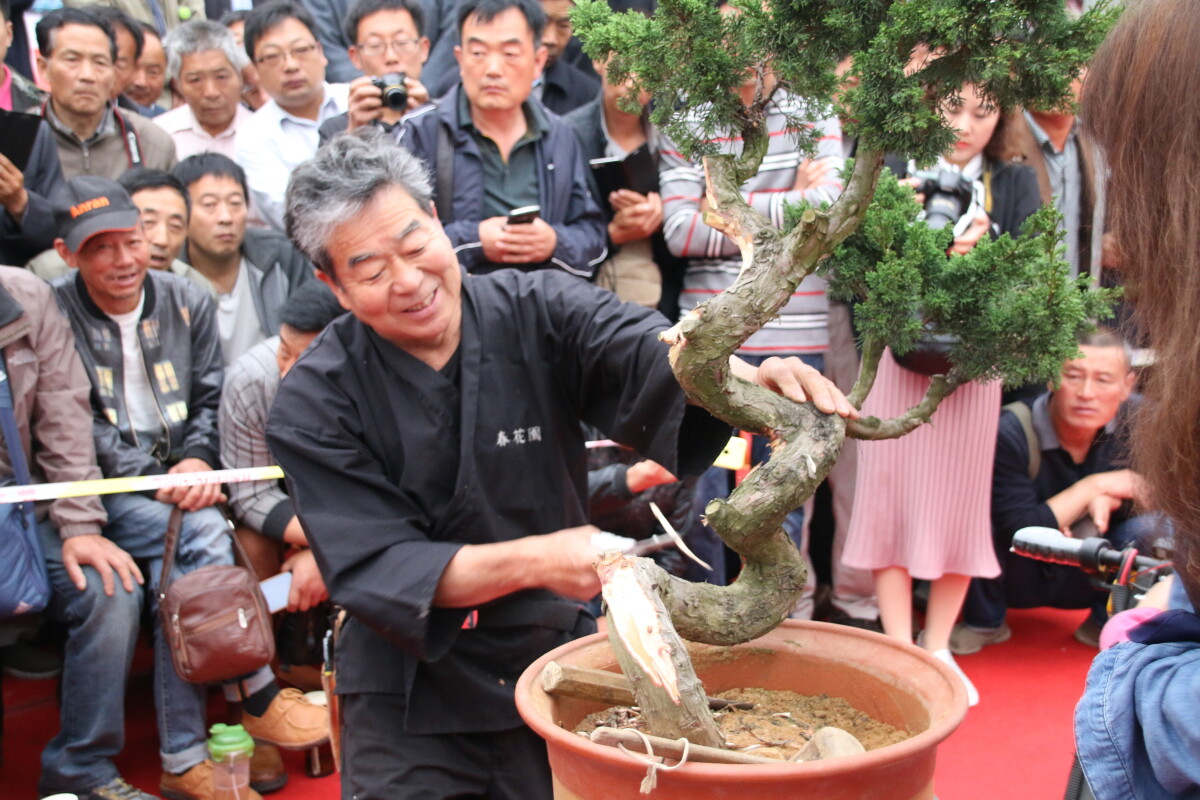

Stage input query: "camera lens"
[{"left": 376, "top": 72, "right": 408, "bottom": 111}]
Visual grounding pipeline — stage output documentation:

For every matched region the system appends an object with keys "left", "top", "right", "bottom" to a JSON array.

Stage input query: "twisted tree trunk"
[{"left": 600, "top": 142, "right": 978, "bottom": 745}]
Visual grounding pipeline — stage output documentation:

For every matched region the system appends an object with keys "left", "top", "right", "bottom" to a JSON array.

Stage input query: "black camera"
[
  {"left": 911, "top": 168, "right": 975, "bottom": 230},
  {"left": 370, "top": 72, "right": 409, "bottom": 111}
]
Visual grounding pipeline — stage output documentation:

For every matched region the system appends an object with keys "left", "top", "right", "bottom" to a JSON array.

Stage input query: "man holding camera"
[{"left": 319, "top": 0, "right": 432, "bottom": 140}]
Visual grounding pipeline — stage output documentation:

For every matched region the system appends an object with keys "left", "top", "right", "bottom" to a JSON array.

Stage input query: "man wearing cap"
[{"left": 47, "top": 176, "right": 329, "bottom": 800}]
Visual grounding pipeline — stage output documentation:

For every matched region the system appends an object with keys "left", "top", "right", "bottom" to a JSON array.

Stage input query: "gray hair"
[
  {"left": 286, "top": 128, "right": 435, "bottom": 275},
  {"left": 164, "top": 20, "right": 249, "bottom": 83},
  {"left": 1079, "top": 325, "right": 1135, "bottom": 372}
]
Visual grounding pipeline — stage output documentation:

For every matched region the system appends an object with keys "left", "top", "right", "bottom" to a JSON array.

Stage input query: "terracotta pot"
[{"left": 516, "top": 619, "right": 967, "bottom": 800}]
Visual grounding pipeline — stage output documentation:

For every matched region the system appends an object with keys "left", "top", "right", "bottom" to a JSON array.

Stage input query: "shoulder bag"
[
  {"left": 159, "top": 507, "right": 275, "bottom": 683},
  {"left": 0, "top": 351, "right": 50, "bottom": 619}
]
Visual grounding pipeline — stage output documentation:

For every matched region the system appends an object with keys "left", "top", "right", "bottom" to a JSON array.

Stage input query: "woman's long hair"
[{"left": 1083, "top": 0, "right": 1200, "bottom": 606}]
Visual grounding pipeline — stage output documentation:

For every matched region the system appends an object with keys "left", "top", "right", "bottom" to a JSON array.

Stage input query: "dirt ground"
[{"left": 575, "top": 687, "right": 910, "bottom": 761}]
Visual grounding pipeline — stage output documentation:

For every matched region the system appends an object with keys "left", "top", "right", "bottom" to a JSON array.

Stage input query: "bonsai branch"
[
  {"left": 845, "top": 372, "right": 966, "bottom": 441},
  {"left": 849, "top": 336, "right": 885, "bottom": 408}
]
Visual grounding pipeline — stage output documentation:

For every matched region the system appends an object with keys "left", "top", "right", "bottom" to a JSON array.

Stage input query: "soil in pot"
[{"left": 574, "top": 687, "right": 910, "bottom": 761}]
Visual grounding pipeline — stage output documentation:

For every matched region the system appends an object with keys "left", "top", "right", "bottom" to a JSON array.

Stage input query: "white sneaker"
[{"left": 931, "top": 648, "right": 979, "bottom": 707}]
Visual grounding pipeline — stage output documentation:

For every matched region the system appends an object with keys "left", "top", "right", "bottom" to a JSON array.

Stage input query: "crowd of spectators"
[{"left": 0, "top": 0, "right": 1171, "bottom": 797}]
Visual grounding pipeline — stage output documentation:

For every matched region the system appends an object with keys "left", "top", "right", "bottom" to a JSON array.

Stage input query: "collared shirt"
[
  {"left": 456, "top": 88, "right": 544, "bottom": 219},
  {"left": 234, "top": 82, "right": 349, "bottom": 231},
  {"left": 1024, "top": 110, "right": 1085, "bottom": 276},
  {"left": 43, "top": 101, "right": 118, "bottom": 148},
  {"left": 154, "top": 102, "right": 252, "bottom": 161}
]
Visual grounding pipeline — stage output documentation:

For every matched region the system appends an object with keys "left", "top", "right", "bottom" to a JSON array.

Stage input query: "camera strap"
[{"left": 982, "top": 166, "right": 993, "bottom": 215}]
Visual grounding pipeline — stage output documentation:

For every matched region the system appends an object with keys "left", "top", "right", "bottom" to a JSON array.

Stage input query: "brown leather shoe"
[
  {"left": 249, "top": 743, "right": 288, "bottom": 794},
  {"left": 160, "top": 760, "right": 263, "bottom": 800},
  {"left": 241, "top": 688, "right": 331, "bottom": 750}
]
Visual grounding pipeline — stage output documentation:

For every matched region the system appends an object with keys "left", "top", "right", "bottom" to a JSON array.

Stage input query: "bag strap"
[
  {"left": 159, "top": 502, "right": 258, "bottom": 595},
  {"left": 0, "top": 351, "right": 32, "bottom": 489},
  {"left": 1002, "top": 401, "right": 1040, "bottom": 481},
  {"left": 159, "top": 504, "right": 185, "bottom": 594},
  {"left": 434, "top": 120, "right": 454, "bottom": 223}
]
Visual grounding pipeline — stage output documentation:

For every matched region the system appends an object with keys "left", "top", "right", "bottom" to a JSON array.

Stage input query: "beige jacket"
[{"left": 0, "top": 268, "right": 106, "bottom": 537}]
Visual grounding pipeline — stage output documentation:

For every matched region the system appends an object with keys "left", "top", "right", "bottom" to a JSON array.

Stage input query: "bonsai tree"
[{"left": 574, "top": 0, "right": 1118, "bottom": 746}]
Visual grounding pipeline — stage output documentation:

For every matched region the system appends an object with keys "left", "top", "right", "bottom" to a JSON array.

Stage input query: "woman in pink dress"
[{"left": 842, "top": 83, "right": 1042, "bottom": 706}]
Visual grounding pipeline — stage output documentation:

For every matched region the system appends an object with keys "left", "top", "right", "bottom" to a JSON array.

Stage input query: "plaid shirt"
[{"left": 219, "top": 337, "right": 292, "bottom": 540}]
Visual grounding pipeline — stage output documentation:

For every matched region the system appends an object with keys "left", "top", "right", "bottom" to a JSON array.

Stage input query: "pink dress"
[{"left": 842, "top": 350, "right": 1002, "bottom": 580}]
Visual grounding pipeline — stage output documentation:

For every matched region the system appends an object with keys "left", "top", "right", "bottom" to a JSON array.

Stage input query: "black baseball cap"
[{"left": 53, "top": 176, "right": 142, "bottom": 253}]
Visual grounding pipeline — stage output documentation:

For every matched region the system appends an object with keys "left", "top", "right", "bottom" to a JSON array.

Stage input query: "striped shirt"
[{"left": 659, "top": 94, "right": 844, "bottom": 355}]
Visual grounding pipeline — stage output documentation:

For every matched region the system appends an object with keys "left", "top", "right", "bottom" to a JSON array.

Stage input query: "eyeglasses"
[
  {"left": 356, "top": 38, "right": 422, "bottom": 57},
  {"left": 255, "top": 42, "right": 320, "bottom": 69}
]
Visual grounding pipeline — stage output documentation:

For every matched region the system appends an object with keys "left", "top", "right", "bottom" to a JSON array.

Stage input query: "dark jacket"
[
  {"left": 1, "top": 117, "right": 64, "bottom": 267},
  {"left": 397, "top": 87, "right": 607, "bottom": 277},
  {"left": 53, "top": 269, "right": 224, "bottom": 479},
  {"left": 180, "top": 228, "right": 314, "bottom": 338},
  {"left": 267, "top": 269, "right": 729, "bottom": 730},
  {"left": 539, "top": 58, "right": 600, "bottom": 117}
]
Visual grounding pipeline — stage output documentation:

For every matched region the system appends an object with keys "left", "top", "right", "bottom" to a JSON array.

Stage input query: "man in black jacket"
[
  {"left": 173, "top": 152, "right": 313, "bottom": 366},
  {"left": 270, "top": 130, "right": 855, "bottom": 800}
]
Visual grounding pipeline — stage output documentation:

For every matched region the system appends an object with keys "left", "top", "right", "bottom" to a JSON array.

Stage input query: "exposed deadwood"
[
  {"left": 599, "top": 554, "right": 724, "bottom": 747},
  {"left": 788, "top": 727, "right": 867, "bottom": 762},
  {"left": 590, "top": 727, "right": 781, "bottom": 765},
  {"left": 542, "top": 662, "right": 752, "bottom": 710}
]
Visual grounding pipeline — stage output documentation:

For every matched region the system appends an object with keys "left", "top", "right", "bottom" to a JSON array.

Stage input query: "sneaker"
[
  {"left": 931, "top": 648, "right": 980, "bottom": 708},
  {"left": 0, "top": 641, "right": 62, "bottom": 679},
  {"left": 161, "top": 760, "right": 263, "bottom": 800},
  {"left": 1074, "top": 618, "right": 1103, "bottom": 649},
  {"left": 85, "top": 776, "right": 161, "bottom": 800},
  {"left": 249, "top": 743, "right": 288, "bottom": 794},
  {"left": 241, "top": 687, "right": 330, "bottom": 750},
  {"left": 949, "top": 622, "right": 1012, "bottom": 655}
]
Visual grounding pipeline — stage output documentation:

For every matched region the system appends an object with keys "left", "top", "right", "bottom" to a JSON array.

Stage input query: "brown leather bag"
[{"left": 158, "top": 506, "right": 275, "bottom": 684}]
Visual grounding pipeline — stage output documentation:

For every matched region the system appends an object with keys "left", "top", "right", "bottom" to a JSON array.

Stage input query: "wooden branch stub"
[
  {"left": 542, "top": 662, "right": 752, "bottom": 710},
  {"left": 590, "top": 727, "right": 780, "bottom": 765}
]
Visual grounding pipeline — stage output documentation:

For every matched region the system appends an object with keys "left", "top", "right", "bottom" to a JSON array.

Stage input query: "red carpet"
[{"left": 1, "top": 606, "right": 1094, "bottom": 799}]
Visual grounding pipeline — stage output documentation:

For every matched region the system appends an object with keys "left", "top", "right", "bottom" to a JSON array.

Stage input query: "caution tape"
[{"left": 0, "top": 465, "right": 285, "bottom": 504}]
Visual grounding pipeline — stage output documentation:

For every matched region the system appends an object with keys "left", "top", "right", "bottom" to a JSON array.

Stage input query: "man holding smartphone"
[{"left": 396, "top": 0, "right": 606, "bottom": 277}]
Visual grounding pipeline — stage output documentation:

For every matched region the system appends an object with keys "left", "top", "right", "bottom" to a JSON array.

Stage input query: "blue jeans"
[
  {"left": 39, "top": 494, "right": 233, "bottom": 794},
  {"left": 962, "top": 514, "right": 1166, "bottom": 630}
]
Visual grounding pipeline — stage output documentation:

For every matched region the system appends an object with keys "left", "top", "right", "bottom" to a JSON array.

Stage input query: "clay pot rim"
[{"left": 515, "top": 619, "right": 969, "bottom": 779}]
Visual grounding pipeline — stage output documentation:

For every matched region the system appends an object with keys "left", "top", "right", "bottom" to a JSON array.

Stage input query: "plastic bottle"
[{"left": 208, "top": 723, "right": 255, "bottom": 800}]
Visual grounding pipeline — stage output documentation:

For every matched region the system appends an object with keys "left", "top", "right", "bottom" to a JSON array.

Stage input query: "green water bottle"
[{"left": 208, "top": 723, "right": 255, "bottom": 800}]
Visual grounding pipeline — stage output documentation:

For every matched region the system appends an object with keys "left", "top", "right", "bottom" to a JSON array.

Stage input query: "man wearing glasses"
[
  {"left": 234, "top": 1, "right": 348, "bottom": 231},
  {"left": 319, "top": 0, "right": 433, "bottom": 141}
]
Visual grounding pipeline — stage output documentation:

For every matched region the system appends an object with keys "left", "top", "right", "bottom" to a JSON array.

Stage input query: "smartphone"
[
  {"left": 507, "top": 205, "right": 541, "bottom": 225},
  {"left": 260, "top": 571, "right": 294, "bottom": 613}
]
